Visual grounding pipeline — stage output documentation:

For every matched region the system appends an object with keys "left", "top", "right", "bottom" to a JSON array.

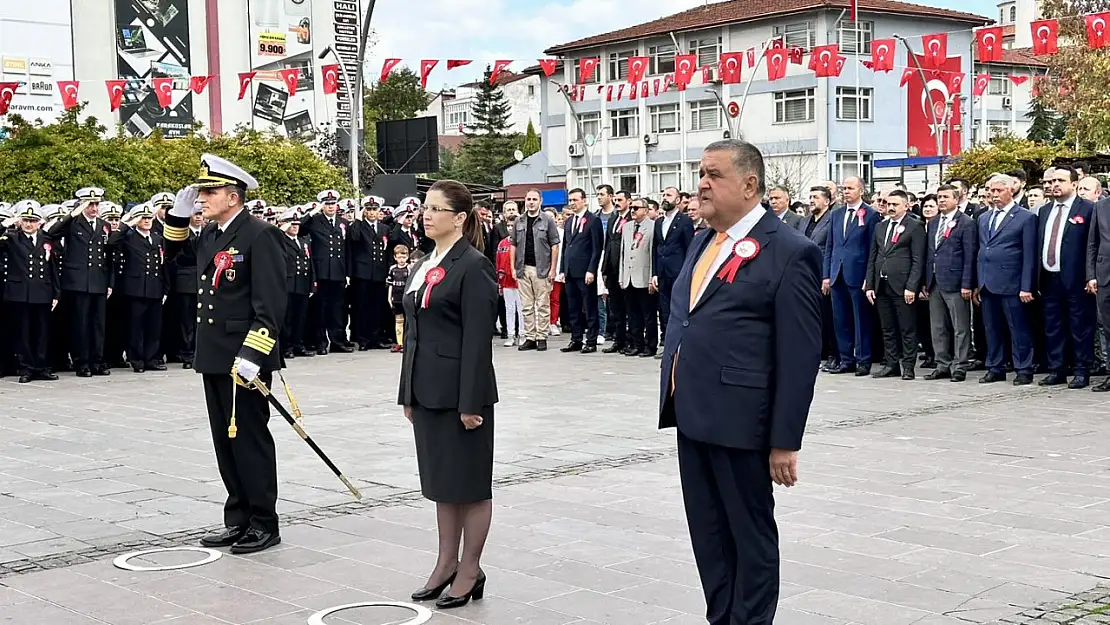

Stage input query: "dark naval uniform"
[
  {"left": 280, "top": 231, "right": 314, "bottom": 357},
  {"left": 166, "top": 227, "right": 201, "bottom": 366},
  {"left": 299, "top": 205, "right": 350, "bottom": 353},
  {"left": 163, "top": 154, "right": 287, "bottom": 553},
  {"left": 348, "top": 218, "right": 392, "bottom": 349},
  {"left": 110, "top": 221, "right": 166, "bottom": 371},
  {"left": 46, "top": 207, "right": 113, "bottom": 375},
  {"left": 1, "top": 206, "right": 60, "bottom": 382}
]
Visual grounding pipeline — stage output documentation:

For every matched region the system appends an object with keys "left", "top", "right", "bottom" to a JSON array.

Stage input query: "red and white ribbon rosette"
[
  {"left": 891, "top": 224, "right": 905, "bottom": 244},
  {"left": 213, "top": 251, "right": 233, "bottom": 288},
  {"left": 382, "top": 235, "right": 388, "bottom": 247},
  {"left": 1071, "top": 215, "right": 1085, "bottom": 225},
  {"left": 422, "top": 267, "right": 446, "bottom": 308},
  {"left": 943, "top": 219, "right": 956, "bottom": 239},
  {"left": 43, "top": 242, "right": 52, "bottom": 261},
  {"left": 856, "top": 206, "right": 866, "bottom": 227},
  {"left": 716, "top": 238, "right": 761, "bottom": 283},
  {"left": 633, "top": 230, "right": 644, "bottom": 249}
]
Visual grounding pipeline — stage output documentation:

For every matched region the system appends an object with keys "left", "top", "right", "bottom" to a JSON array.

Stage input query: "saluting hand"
[
  {"left": 769, "top": 448, "right": 798, "bottom": 487},
  {"left": 461, "top": 413, "right": 483, "bottom": 430},
  {"left": 170, "top": 186, "right": 199, "bottom": 220}
]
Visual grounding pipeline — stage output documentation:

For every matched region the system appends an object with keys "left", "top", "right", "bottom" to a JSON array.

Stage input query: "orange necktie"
[{"left": 673, "top": 231, "right": 728, "bottom": 395}]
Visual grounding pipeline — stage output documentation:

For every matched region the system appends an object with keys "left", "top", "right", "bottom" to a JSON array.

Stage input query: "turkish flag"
[
  {"left": 628, "top": 56, "right": 649, "bottom": 83},
  {"left": 746, "top": 48, "right": 755, "bottom": 67},
  {"left": 578, "top": 58, "right": 598, "bottom": 82},
  {"left": 490, "top": 60, "right": 512, "bottom": 85},
  {"left": 789, "top": 47, "right": 804, "bottom": 65},
  {"left": 769, "top": 37, "right": 785, "bottom": 49},
  {"left": 899, "top": 68, "right": 915, "bottom": 87},
  {"left": 653, "top": 78, "right": 660, "bottom": 96},
  {"left": 446, "top": 60, "right": 471, "bottom": 70},
  {"left": 663, "top": 74, "right": 674, "bottom": 92},
  {"left": 973, "top": 73, "right": 990, "bottom": 96},
  {"left": 976, "top": 26, "right": 1004, "bottom": 62},
  {"left": 152, "top": 77, "right": 174, "bottom": 109},
  {"left": 1085, "top": 12, "right": 1110, "bottom": 48},
  {"left": 641, "top": 82, "right": 649, "bottom": 98},
  {"left": 605, "top": 85, "right": 613, "bottom": 102},
  {"left": 719, "top": 52, "right": 743, "bottom": 84},
  {"left": 809, "top": 44, "right": 841, "bottom": 78},
  {"left": 674, "top": 54, "right": 697, "bottom": 86},
  {"left": 870, "top": 38, "right": 896, "bottom": 72},
  {"left": 629, "top": 81, "right": 638, "bottom": 100},
  {"left": 906, "top": 53, "right": 962, "bottom": 158},
  {"left": 419, "top": 59, "right": 438, "bottom": 89},
  {"left": 279, "top": 68, "right": 301, "bottom": 96},
  {"left": 0, "top": 82, "right": 18, "bottom": 115},
  {"left": 1031, "top": 19, "right": 1059, "bottom": 55},
  {"left": 834, "top": 57, "right": 846, "bottom": 77},
  {"left": 106, "top": 79, "right": 127, "bottom": 111},
  {"left": 189, "top": 75, "right": 212, "bottom": 95},
  {"left": 320, "top": 64, "right": 339, "bottom": 94},
  {"left": 538, "top": 59, "right": 558, "bottom": 77},
  {"left": 922, "top": 33, "right": 948, "bottom": 70},
  {"left": 617, "top": 84, "right": 626, "bottom": 100},
  {"left": 946, "top": 72, "right": 964, "bottom": 95},
  {"left": 237, "top": 72, "right": 256, "bottom": 100},
  {"left": 57, "top": 80, "right": 80, "bottom": 110},
  {"left": 381, "top": 58, "right": 401, "bottom": 82},
  {"left": 1010, "top": 75, "right": 1029, "bottom": 86},
  {"left": 765, "top": 49, "right": 789, "bottom": 81}
]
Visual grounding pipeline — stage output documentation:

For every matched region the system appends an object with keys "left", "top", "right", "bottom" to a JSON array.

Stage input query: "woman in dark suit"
[{"left": 399, "top": 180, "right": 498, "bottom": 609}]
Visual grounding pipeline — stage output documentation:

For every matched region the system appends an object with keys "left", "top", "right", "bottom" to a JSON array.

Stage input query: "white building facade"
[
  {"left": 421, "top": 72, "right": 542, "bottom": 136},
  {"left": 0, "top": 1, "right": 75, "bottom": 125}
]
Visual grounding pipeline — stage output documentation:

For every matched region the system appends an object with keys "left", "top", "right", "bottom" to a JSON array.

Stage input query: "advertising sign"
[
  {"left": 247, "top": 0, "right": 318, "bottom": 138},
  {"left": 113, "top": 0, "right": 193, "bottom": 138},
  {"left": 2, "top": 57, "right": 27, "bottom": 94}
]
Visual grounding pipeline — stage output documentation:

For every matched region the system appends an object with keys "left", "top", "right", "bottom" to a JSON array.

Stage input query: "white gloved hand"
[
  {"left": 170, "top": 186, "right": 199, "bottom": 220},
  {"left": 70, "top": 202, "right": 85, "bottom": 217},
  {"left": 233, "top": 357, "right": 260, "bottom": 384}
]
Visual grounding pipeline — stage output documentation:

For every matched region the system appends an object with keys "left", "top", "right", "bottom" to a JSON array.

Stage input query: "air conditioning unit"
[
  {"left": 703, "top": 68, "right": 718, "bottom": 83},
  {"left": 643, "top": 133, "right": 659, "bottom": 146},
  {"left": 1002, "top": 96, "right": 1012, "bottom": 109},
  {"left": 568, "top": 142, "right": 585, "bottom": 157}
]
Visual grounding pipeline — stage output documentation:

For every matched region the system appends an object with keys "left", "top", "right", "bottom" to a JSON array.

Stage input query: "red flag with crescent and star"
[
  {"left": 189, "top": 75, "right": 212, "bottom": 95},
  {"left": 1084, "top": 12, "right": 1110, "bottom": 48},
  {"left": 906, "top": 53, "right": 962, "bottom": 158},
  {"left": 106, "top": 79, "right": 127, "bottom": 111},
  {"left": 538, "top": 59, "right": 558, "bottom": 77},
  {"left": 719, "top": 52, "right": 743, "bottom": 84},
  {"left": 446, "top": 60, "right": 471, "bottom": 70},
  {"left": 899, "top": 68, "right": 915, "bottom": 88},
  {"left": 1030, "top": 20, "right": 1059, "bottom": 55},
  {"left": 976, "top": 26, "right": 1004, "bottom": 62},
  {"left": 320, "top": 65, "right": 339, "bottom": 94},
  {"left": 419, "top": 60, "right": 438, "bottom": 89},
  {"left": 0, "top": 82, "right": 19, "bottom": 115},
  {"left": 809, "top": 44, "right": 842, "bottom": 78},
  {"left": 57, "top": 80, "right": 80, "bottom": 110},
  {"left": 628, "top": 56, "right": 649, "bottom": 83},
  {"left": 674, "top": 54, "right": 697, "bottom": 87},
  {"left": 870, "top": 38, "right": 896, "bottom": 72},
  {"left": 237, "top": 72, "right": 256, "bottom": 100},
  {"left": 973, "top": 73, "right": 990, "bottom": 96},
  {"left": 490, "top": 60, "right": 512, "bottom": 84},
  {"left": 922, "top": 33, "right": 948, "bottom": 69},
  {"left": 765, "top": 48, "right": 789, "bottom": 81},
  {"left": 152, "top": 77, "right": 174, "bottom": 108},
  {"left": 380, "top": 58, "right": 401, "bottom": 82},
  {"left": 579, "top": 58, "right": 598, "bottom": 82},
  {"left": 279, "top": 68, "right": 301, "bottom": 96}
]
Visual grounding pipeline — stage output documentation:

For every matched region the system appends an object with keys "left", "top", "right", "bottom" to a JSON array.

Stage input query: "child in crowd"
[
  {"left": 495, "top": 233, "right": 523, "bottom": 347},
  {"left": 387, "top": 244, "right": 410, "bottom": 353}
]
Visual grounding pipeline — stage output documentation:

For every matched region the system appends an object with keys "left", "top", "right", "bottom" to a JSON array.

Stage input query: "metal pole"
[
  {"left": 893, "top": 34, "right": 944, "bottom": 158},
  {"left": 353, "top": 0, "right": 377, "bottom": 190},
  {"left": 553, "top": 80, "right": 594, "bottom": 191},
  {"left": 735, "top": 36, "right": 779, "bottom": 128},
  {"left": 854, "top": 20, "right": 862, "bottom": 180},
  {"left": 332, "top": 51, "right": 359, "bottom": 192}
]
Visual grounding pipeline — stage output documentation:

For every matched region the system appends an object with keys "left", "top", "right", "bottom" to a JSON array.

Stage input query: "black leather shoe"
[
  {"left": 282, "top": 350, "right": 294, "bottom": 359},
  {"left": 901, "top": 371, "right": 915, "bottom": 380},
  {"left": 829, "top": 364, "right": 856, "bottom": 374},
  {"left": 357, "top": 343, "right": 371, "bottom": 351},
  {"left": 229, "top": 528, "right": 281, "bottom": 554},
  {"left": 517, "top": 340, "right": 537, "bottom": 351},
  {"left": 640, "top": 350, "right": 657, "bottom": 357},
  {"left": 1093, "top": 378, "right": 1110, "bottom": 392},
  {"left": 872, "top": 366, "right": 900, "bottom": 378},
  {"left": 1070, "top": 375, "right": 1090, "bottom": 389},
  {"left": 37, "top": 372, "right": 59, "bottom": 381},
  {"left": 623, "top": 347, "right": 639, "bottom": 356},
  {"left": 1013, "top": 374, "right": 1033, "bottom": 386},
  {"left": 951, "top": 370, "right": 966, "bottom": 382},
  {"left": 17, "top": 375, "right": 31, "bottom": 384},
  {"left": 855, "top": 364, "right": 872, "bottom": 377},
  {"left": 182, "top": 361, "right": 193, "bottom": 370},
  {"left": 76, "top": 368, "right": 92, "bottom": 378},
  {"left": 316, "top": 348, "right": 329, "bottom": 356},
  {"left": 1039, "top": 372, "right": 1067, "bottom": 386},
  {"left": 131, "top": 365, "right": 145, "bottom": 373},
  {"left": 147, "top": 363, "right": 167, "bottom": 372},
  {"left": 602, "top": 344, "right": 624, "bottom": 354},
  {"left": 980, "top": 371, "right": 1006, "bottom": 383},
  {"left": 924, "top": 369, "right": 950, "bottom": 380},
  {"left": 436, "top": 570, "right": 486, "bottom": 610},
  {"left": 561, "top": 342, "right": 583, "bottom": 353},
  {"left": 536, "top": 340, "right": 548, "bottom": 352},
  {"left": 411, "top": 570, "right": 456, "bottom": 602},
  {"left": 200, "top": 526, "right": 248, "bottom": 548},
  {"left": 581, "top": 344, "right": 597, "bottom": 354},
  {"left": 330, "top": 344, "right": 353, "bottom": 354}
]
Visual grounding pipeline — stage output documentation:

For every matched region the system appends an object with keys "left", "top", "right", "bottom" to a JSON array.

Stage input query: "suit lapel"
[
  {"left": 199, "top": 211, "right": 249, "bottom": 271},
  {"left": 691, "top": 211, "right": 778, "bottom": 315},
  {"left": 989, "top": 206, "right": 1017, "bottom": 242}
]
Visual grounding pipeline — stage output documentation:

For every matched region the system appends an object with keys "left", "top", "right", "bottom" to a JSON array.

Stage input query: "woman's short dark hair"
[{"left": 429, "top": 179, "right": 484, "bottom": 252}]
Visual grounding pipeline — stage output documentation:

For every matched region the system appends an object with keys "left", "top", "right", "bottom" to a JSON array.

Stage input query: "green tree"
[
  {"left": 466, "top": 66, "right": 512, "bottom": 137},
  {"left": 521, "top": 120, "right": 541, "bottom": 157},
  {"left": 435, "top": 65, "right": 520, "bottom": 187},
  {"left": 1026, "top": 99, "right": 1067, "bottom": 143},
  {"left": 946, "top": 136, "right": 1088, "bottom": 185},
  {"left": 0, "top": 106, "right": 352, "bottom": 205}
]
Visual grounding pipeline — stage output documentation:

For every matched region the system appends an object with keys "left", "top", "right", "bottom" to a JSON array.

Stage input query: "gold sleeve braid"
[
  {"left": 162, "top": 224, "right": 189, "bottom": 242},
  {"left": 242, "top": 328, "right": 276, "bottom": 357}
]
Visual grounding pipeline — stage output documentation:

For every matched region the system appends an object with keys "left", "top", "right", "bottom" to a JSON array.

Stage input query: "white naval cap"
[
  {"left": 40, "top": 204, "right": 63, "bottom": 221},
  {"left": 100, "top": 202, "right": 122, "bottom": 217},
  {"left": 62, "top": 199, "right": 80, "bottom": 211},
  {"left": 196, "top": 153, "right": 259, "bottom": 191},
  {"left": 75, "top": 187, "right": 105, "bottom": 202},
  {"left": 278, "top": 207, "right": 299, "bottom": 223},
  {"left": 150, "top": 192, "right": 174, "bottom": 208},
  {"left": 398, "top": 196, "right": 421, "bottom": 212},
  {"left": 341, "top": 198, "right": 357, "bottom": 211},
  {"left": 317, "top": 190, "right": 340, "bottom": 204},
  {"left": 247, "top": 199, "right": 267, "bottom": 213},
  {"left": 126, "top": 202, "right": 154, "bottom": 219},
  {"left": 0, "top": 202, "right": 12, "bottom": 218},
  {"left": 14, "top": 200, "right": 42, "bottom": 221},
  {"left": 362, "top": 195, "right": 385, "bottom": 207}
]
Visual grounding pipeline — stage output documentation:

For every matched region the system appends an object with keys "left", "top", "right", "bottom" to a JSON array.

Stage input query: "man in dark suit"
[
  {"left": 300, "top": 190, "right": 352, "bottom": 354},
  {"left": 652, "top": 187, "right": 695, "bottom": 348},
  {"left": 660, "top": 139, "right": 821, "bottom": 625},
  {"left": 768, "top": 185, "right": 803, "bottom": 228},
  {"left": 1, "top": 201, "right": 60, "bottom": 383},
  {"left": 277, "top": 208, "right": 315, "bottom": 358},
  {"left": 947, "top": 177, "right": 988, "bottom": 370},
  {"left": 1087, "top": 193, "right": 1110, "bottom": 391},
  {"left": 864, "top": 190, "right": 925, "bottom": 379},
  {"left": 348, "top": 198, "right": 393, "bottom": 350},
  {"left": 601, "top": 190, "right": 632, "bottom": 353},
  {"left": 801, "top": 186, "right": 835, "bottom": 369},
  {"left": 977, "top": 173, "right": 1038, "bottom": 385},
  {"left": 165, "top": 207, "right": 203, "bottom": 369},
  {"left": 823, "top": 176, "right": 881, "bottom": 375},
  {"left": 922, "top": 185, "right": 977, "bottom": 381},
  {"left": 163, "top": 154, "right": 288, "bottom": 554},
  {"left": 557, "top": 188, "right": 603, "bottom": 353},
  {"left": 1038, "top": 166, "right": 1095, "bottom": 388}
]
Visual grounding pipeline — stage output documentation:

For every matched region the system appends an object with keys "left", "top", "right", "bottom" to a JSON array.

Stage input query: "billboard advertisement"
[
  {"left": 247, "top": 0, "right": 318, "bottom": 138},
  {"left": 113, "top": 0, "right": 193, "bottom": 138}
]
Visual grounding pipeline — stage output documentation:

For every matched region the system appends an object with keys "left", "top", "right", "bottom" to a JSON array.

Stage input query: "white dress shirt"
[
  {"left": 989, "top": 203, "right": 1015, "bottom": 233},
  {"left": 661, "top": 209, "right": 678, "bottom": 239},
  {"left": 218, "top": 209, "right": 244, "bottom": 232},
  {"left": 691, "top": 205, "right": 767, "bottom": 306},
  {"left": 1041, "top": 194, "right": 1074, "bottom": 272},
  {"left": 406, "top": 244, "right": 450, "bottom": 295},
  {"left": 843, "top": 202, "right": 862, "bottom": 235}
]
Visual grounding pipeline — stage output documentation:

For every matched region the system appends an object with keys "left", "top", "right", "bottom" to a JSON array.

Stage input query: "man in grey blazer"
[
  {"left": 620, "top": 198, "right": 657, "bottom": 357},
  {"left": 769, "top": 185, "right": 803, "bottom": 229}
]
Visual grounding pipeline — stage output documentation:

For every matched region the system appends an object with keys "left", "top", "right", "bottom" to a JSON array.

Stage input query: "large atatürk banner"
[
  {"left": 906, "top": 53, "right": 963, "bottom": 158},
  {"left": 113, "top": 0, "right": 193, "bottom": 138}
]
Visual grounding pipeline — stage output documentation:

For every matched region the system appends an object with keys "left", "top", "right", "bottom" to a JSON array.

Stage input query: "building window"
[
  {"left": 650, "top": 164, "right": 682, "bottom": 193},
  {"left": 446, "top": 102, "right": 472, "bottom": 128},
  {"left": 578, "top": 111, "right": 601, "bottom": 141},
  {"left": 988, "top": 74, "right": 1010, "bottom": 95},
  {"left": 832, "top": 152, "right": 872, "bottom": 185},
  {"left": 608, "top": 49, "right": 636, "bottom": 81},
  {"left": 528, "top": 84, "right": 535, "bottom": 97},
  {"left": 689, "top": 162, "right": 702, "bottom": 191},
  {"left": 989, "top": 122, "right": 1011, "bottom": 138},
  {"left": 611, "top": 166, "right": 640, "bottom": 193},
  {"left": 688, "top": 36, "right": 722, "bottom": 68},
  {"left": 609, "top": 108, "right": 639, "bottom": 138},
  {"left": 689, "top": 100, "right": 722, "bottom": 131},
  {"left": 837, "top": 20, "right": 873, "bottom": 55},
  {"left": 574, "top": 58, "right": 599, "bottom": 84},
  {"left": 648, "top": 43, "right": 676, "bottom": 75},
  {"left": 649, "top": 103, "right": 680, "bottom": 133},
  {"left": 1010, "top": 6, "right": 1016, "bottom": 21},
  {"left": 773, "top": 21, "right": 814, "bottom": 50},
  {"left": 836, "top": 87, "right": 873, "bottom": 121},
  {"left": 774, "top": 89, "right": 815, "bottom": 123}
]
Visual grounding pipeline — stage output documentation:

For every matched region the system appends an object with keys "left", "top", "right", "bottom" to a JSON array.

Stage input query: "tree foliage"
[
  {"left": 466, "top": 66, "right": 512, "bottom": 137},
  {"left": 945, "top": 136, "right": 1088, "bottom": 185},
  {"left": 1025, "top": 99, "right": 1068, "bottom": 143},
  {"left": 0, "top": 106, "right": 353, "bottom": 205},
  {"left": 521, "top": 120, "right": 541, "bottom": 157},
  {"left": 365, "top": 67, "right": 429, "bottom": 125},
  {"left": 431, "top": 66, "right": 521, "bottom": 187},
  {"left": 1032, "top": 0, "right": 1110, "bottom": 149}
]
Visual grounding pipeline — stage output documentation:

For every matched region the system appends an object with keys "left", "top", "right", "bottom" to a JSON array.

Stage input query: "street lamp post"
[
  {"left": 553, "top": 80, "right": 595, "bottom": 192},
  {"left": 319, "top": 46, "right": 359, "bottom": 192}
]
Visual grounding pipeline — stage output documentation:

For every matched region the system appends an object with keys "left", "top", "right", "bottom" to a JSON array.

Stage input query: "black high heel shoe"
[
  {"left": 410, "top": 570, "right": 456, "bottom": 601},
  {"left": 435, "top": 569, "right": 486, "bottom": 609}
]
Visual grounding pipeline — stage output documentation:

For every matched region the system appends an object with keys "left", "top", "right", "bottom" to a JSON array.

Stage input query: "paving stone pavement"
[{"left": 2, "top": 341, "right": 1110, "bottom": 624}]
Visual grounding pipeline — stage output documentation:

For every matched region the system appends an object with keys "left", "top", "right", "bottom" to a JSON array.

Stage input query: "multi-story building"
[
  {"left": 0, "top": 1, "right": 75, "bottom": 125},
  {"left": 513, "top": 0, "right": 995, "bottom": 198},
  {"left": 421, "top": 71, "right": 542, "bottom": 136}
]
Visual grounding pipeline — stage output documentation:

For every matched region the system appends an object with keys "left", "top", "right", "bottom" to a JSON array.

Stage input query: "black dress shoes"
[
  {"left": 200, "top": 526, "right": 248, "bottom": 548},
  {"left": 1013, "top": 374, "right": 1033, "bottom": 386},
  {"left": 855, "top": 363, "right": 872, "bottom": 377},
  {"left": 602, "top": 343, "right": 624, "bottom": 354},
  {"left": 980, "top": 371, "right": 1006, "bottom": 383},
  {"left": 951, "top": 370, "right": 967, "bottom": 382},
  {"left": 561, "top": 342, "right": 583, "bottom": 353},
  {"left": 1039, "top": 372, "right": 1067, "bottom": 386},
  {"left": 147, "top": 363, "right": 167, "bottom": 372},
  {"left": 230, "top": 528, "right": 281, "bottom": 554},
  {"left": 330, "top": 344, "right": 353, "bottom": 354},
  {"left": 411, "top": 571, "right": 456, "bottom": 601},
  {"left": 872, "top": 366, "right": 900, "bottom": 378},
  {"left": 828, "top": 363, "right": 856, "bottom": 374},
  {"left": 924, "top": 369, "right": 949, "bottom": 380},
  {"left": 1093, "top": 378, "right": 1110, "bottom": 392},
  {"left": 38, "top": 372, "right": 58, "bottom": 381},
  {"left": 17, "top": 375, "right": 31, "bottom": 384},
  {"left": 76, "top": 368, "right": 93, "bottom": 378},
  {"left": 182, "top": 361, "right": 193, "bottom": 370},
  {"left": 1070, "top": 375, "right": 1090, "bottom": 389},
  {"left": 536, "top": 340, "right": 548, "bottom": 351},
  {"left": 436, "top": 570, "right": 486, "bottom": 609},
  {"left": 901, "top": 371, "right": 915, "bottom": 380},
  {"left": 517, "top": 340, "right": 537, "bottom": 351},
  {"left": 93, "top": 366, "right": 111, "bottom": 376},
  {"left": 581, "top": 344, "right": 597, "bottom": 354}
]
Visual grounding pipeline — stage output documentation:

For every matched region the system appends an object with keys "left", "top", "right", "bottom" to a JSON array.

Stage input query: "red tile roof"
[
  {"left": 545, "top": 0, "right": 990, "bottom": 54},
  {"left": 981, "top": 46, "right": 1048, "bottom": 68}
]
